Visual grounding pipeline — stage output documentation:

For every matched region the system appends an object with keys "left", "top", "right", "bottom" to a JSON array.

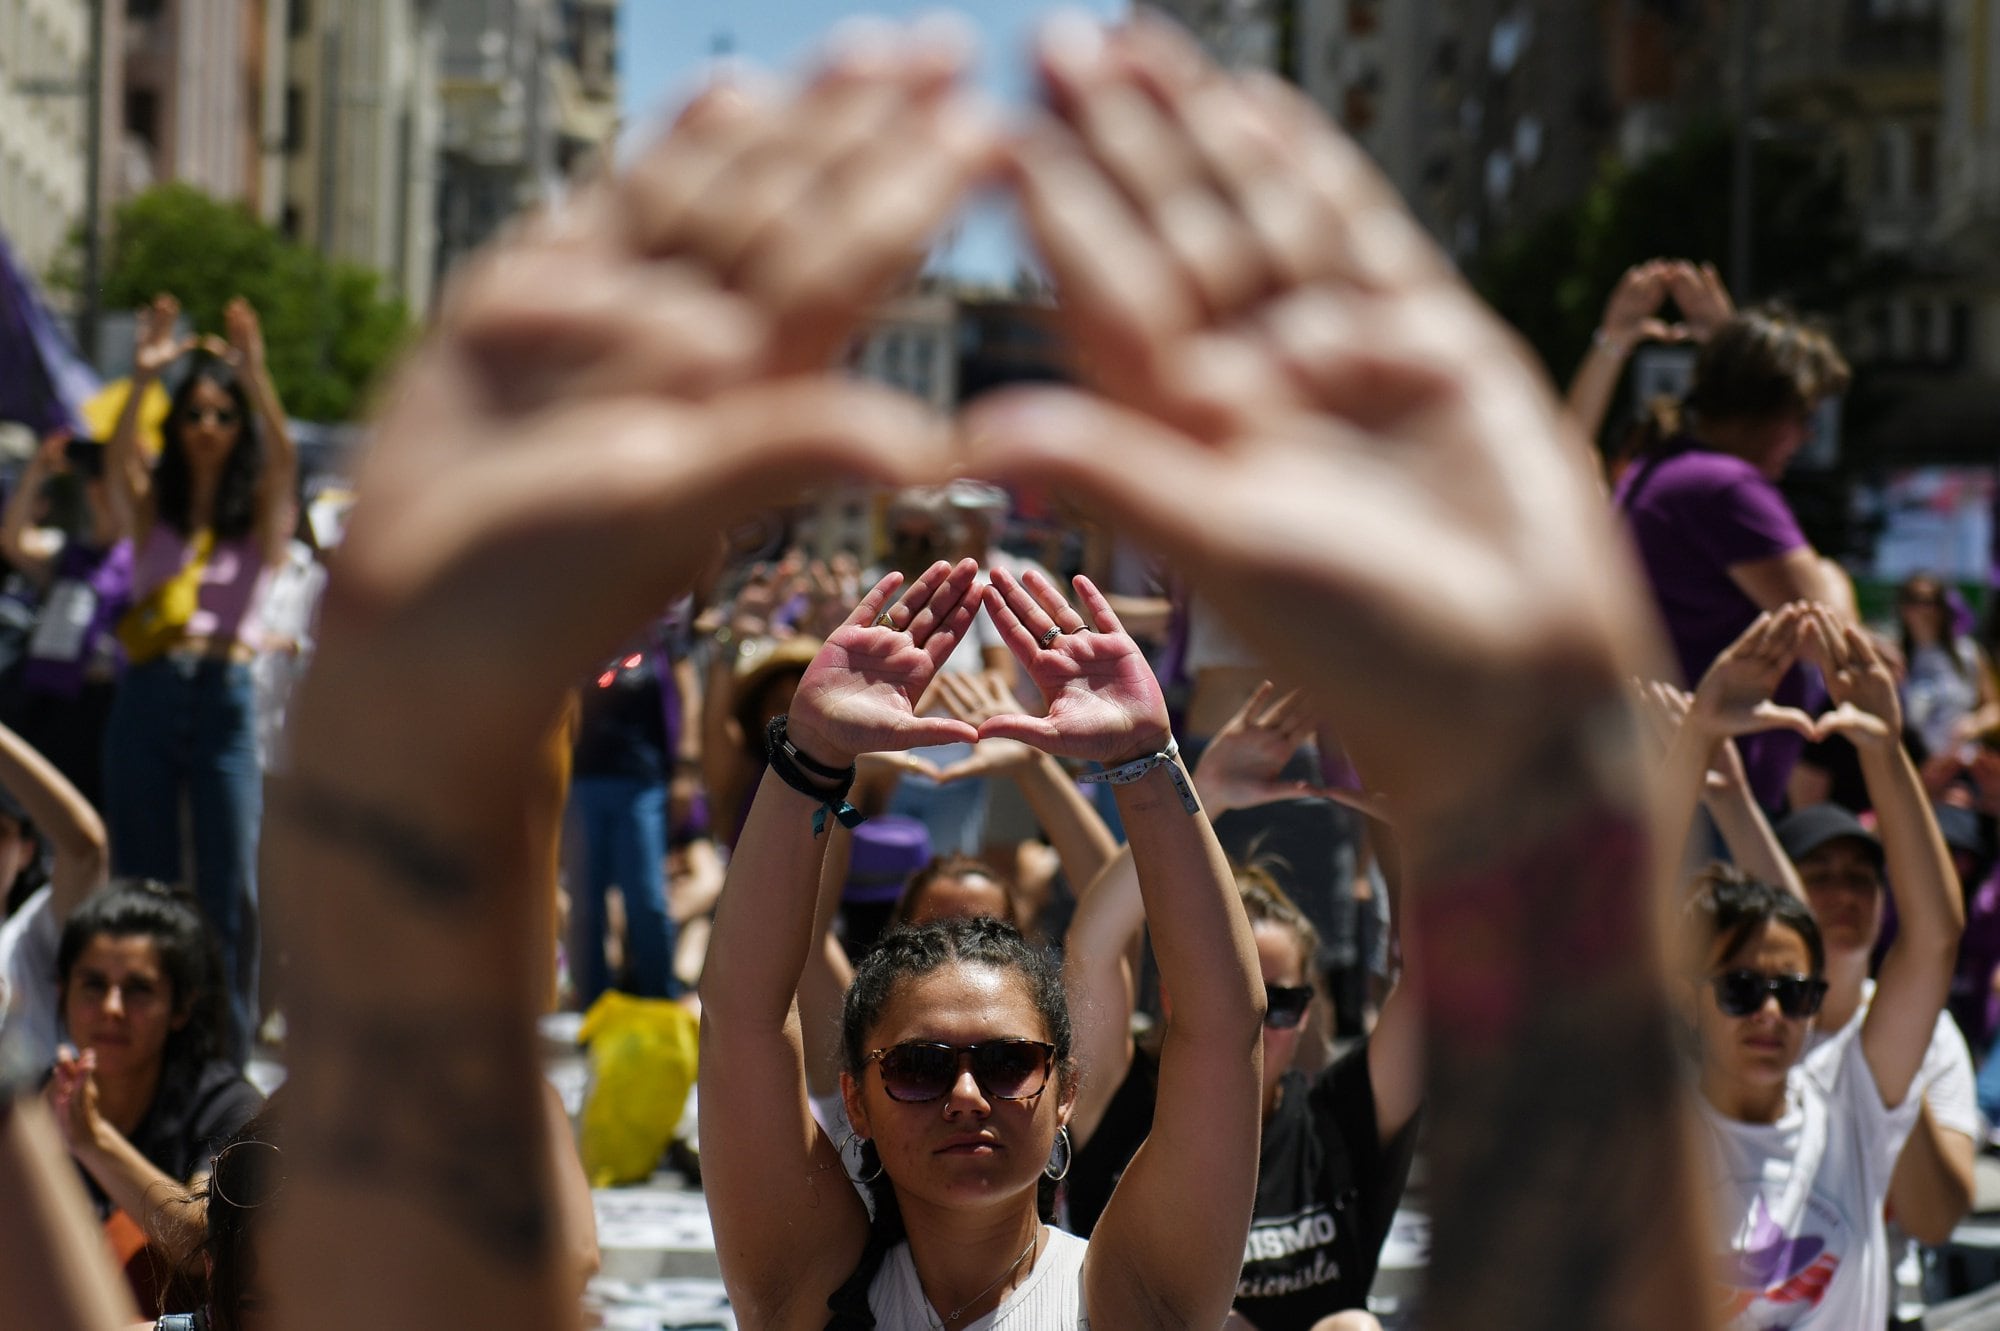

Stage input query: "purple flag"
[{"left": 0, "top": 228, "right": 100, "bottom": 437}]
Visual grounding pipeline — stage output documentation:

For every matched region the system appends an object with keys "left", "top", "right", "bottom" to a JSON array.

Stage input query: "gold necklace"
[{"left": 923, "top": 1226, "right": 1042, "bottom": 1327}]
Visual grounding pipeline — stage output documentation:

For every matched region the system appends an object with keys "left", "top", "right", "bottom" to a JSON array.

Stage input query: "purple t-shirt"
[{"left": 1615, "top": 445, "right": 1818, "bottom": 810}]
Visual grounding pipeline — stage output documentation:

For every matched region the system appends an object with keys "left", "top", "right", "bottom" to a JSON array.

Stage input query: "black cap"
[{"left": 1775, "top": 803, "right": 1884, "bottom": 873}]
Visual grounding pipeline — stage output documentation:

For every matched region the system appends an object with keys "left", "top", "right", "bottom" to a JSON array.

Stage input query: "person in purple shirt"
[{"left": 1614, "top": 307, "right": 1852, "bottom": 811}]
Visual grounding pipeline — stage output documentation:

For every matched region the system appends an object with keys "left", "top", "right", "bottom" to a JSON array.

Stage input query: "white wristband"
[{"left": 1077, "top": 738, "right": 1200, "bottom": 814}]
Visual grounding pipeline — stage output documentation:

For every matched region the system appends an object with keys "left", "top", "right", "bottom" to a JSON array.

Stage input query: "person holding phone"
[{"left": 0, "top": 430, "right": 132, "bottom": 810}]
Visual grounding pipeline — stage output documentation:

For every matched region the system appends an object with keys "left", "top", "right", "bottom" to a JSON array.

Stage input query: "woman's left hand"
[
  {"left": 1809, "top": 605, "right": 1904, "bottom": 751},
  {"left": 977, "top": 567, "right": 1171, "bottom": 764}
]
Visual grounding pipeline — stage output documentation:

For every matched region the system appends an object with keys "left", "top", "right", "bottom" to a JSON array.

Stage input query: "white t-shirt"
[
  {"left": 0, "top": 887, "right": 62, "bottom": 1069},
  {"left": 1804, "top": 980, "right": 1979, "bottom": 1322},
  {"left": 869, "top": 1227, "right": 1089, "bottom": 1329},
  {"left": 1698, "top": 1013, "right": 1921, "bottom": 1330}
]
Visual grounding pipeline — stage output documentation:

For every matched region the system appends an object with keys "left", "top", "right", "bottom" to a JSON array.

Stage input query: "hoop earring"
[
  {"left": 1044, "top": 1125, "right": 1072, "bottom": 1182},
  {"left": 842, "top": 1132, "right": 886, "bottom": 1185}
]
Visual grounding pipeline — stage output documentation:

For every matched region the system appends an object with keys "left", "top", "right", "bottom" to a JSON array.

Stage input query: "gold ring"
[{"left": 874, "top": 613, "right": 896, "bottom": 629}]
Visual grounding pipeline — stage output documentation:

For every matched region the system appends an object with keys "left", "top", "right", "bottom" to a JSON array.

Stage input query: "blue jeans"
[
  {"left": 103, "top": 658, "right": 262, "bottom": 1064},
  {"left": 566, "top": 775, "right": 677, "bottom": 1002}
]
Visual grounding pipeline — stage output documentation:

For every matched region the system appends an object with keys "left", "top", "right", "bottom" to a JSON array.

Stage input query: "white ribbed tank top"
[{"left": 866, "top": 1227, "right": 1091, "bottom": 1330}]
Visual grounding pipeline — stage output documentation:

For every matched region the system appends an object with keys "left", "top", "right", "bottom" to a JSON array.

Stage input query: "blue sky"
[{"left": 617, "top": 1, "right": 1127, "bottom": 282}]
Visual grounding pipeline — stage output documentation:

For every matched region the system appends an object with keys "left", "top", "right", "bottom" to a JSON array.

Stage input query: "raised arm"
[
  {"left": 1565, "top": 260, "right": 1676, "bottom": 466},
  {"left": 1, "top": 434, "right": 64, "bottom": 585},
  {"left": 970, "top": 18, "right": 1711, "bottom": 1328},
  {"left": 104, "top": 294, "right": 191, "bottom": 541},
  {"left": 0, "top": 1095, "right": 138, "bottom": 1331},
  {"left": 1809, "top": 609, "right": 1965, "bottom": 1108},
  {"left": 979, "top": 566, "right": 1263, "bottom": 1331},
  {"left": 263, "top": 32, "right": 992, "bottom": 1330},
  {"left": 222, "top": 299, "right": 299, "bottom": 570},
  {"left": 0, "top": 718, "right": 109, "bottom": 923},
  {"left": 702, "top": 562, "right": 983, "bottom": 1320}
]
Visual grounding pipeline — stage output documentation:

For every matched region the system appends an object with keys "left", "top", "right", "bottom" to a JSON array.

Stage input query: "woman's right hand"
[
  {"left": 132, "top": 294, "right": 194, "bottom": 382},
  {"left": 783, "top": 559, "right": 984, "bottom": 768}
]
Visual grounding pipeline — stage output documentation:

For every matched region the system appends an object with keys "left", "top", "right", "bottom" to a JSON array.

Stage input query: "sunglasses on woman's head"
[
  {"left": 1264, "top": 983, "right": 1314, "bottom": 1030},
  {"left": 1709, "top": 970, "right": 1828, "bottom": 1020},
  {"left": 209, "top": 1139, "right": 284, "bottom": 1209},
  {"left": 864, "top": 1038, "right": 1056, "bottom": 1103}
]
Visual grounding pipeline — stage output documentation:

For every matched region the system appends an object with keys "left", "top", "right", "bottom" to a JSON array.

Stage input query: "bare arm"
[
  {"left": 541, "top": 1079, "right": 601, "bottom": 1299},
  {"left": 0, "top": 1097, "right": 139, "bottom": 1331},
  {"left": 1730, "top": 548, "right": 1850, "bottom": 617},
  {"left": 1801, "top": 609, "right": 1965, "bottom": 1107},
  {"left": 0, "top": 719, "right": 108, "bottom": 922},
  {"left": 1, "top": 438, "right": 61, "bottom": 584},
  {"left": 1886, "top": 1103, "right": 1975, "bottom": 1245},
  {"left": 1061, "top": 845, "right": 1142, "bottom": 1148},
  {"left": 106, "top": 295, "right": 191, "bottom": 542},
  {"left": 223, "top": 299, "right": 300, "bottom": 571}
]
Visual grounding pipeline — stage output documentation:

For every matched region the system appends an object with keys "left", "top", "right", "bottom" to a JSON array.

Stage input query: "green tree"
[
  {"left": 88, "top": 183, "right": 413, "bottom": 421},
  {"left": 1473, "top": 120, "right": 1874, "bottom": 389}
]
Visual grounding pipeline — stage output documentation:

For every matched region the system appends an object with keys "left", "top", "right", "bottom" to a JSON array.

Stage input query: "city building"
[
  {"left": 0, "top": 0, "right": 98, "bottom": 287},
  {"left": 434, "top": 0, "right": 620, "bottom": 290},
  {"left": 273, "top": 0, "right": 444, "bottom": 314},
  {"left": 119, "top": 0, "right": 267, "bottom": 207}
]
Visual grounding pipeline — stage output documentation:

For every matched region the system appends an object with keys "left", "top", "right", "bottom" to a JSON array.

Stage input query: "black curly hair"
[
  {"left": 155, "top": 354, "right": 264, "bottom": 540},
  {"left": 57, "top": 879, "right": 228, "bottom": 1078},
  {"left": 825, "top": 916, "right": 1075, "bottom": 1329}
]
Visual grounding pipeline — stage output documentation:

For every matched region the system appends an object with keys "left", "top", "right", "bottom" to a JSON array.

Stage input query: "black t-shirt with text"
[{"left": 1234, "top": 1043, "right": 1417, "bottom": 1331}]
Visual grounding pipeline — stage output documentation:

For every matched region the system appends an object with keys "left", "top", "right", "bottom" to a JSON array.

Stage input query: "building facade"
[{"left": 0, "top": 0, "right": 96, "bottom": 286}]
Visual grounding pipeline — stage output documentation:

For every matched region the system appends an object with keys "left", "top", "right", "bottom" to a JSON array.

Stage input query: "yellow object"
[
  {"left": 576, "top": 991, "right": 699, "bottom": 1188},
  {"left": 116, "top": 528, "right": 213, "bottom": 663},
  {"left": 78, "top": 379, "right": 171, "bottom": 457}
]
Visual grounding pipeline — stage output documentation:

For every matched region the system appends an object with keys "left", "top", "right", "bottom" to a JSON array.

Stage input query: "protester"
[
  {"left": 1655, "top": 604, "right": 1965, "bottom": 1328},
  {"left": 47, "top": 879, "right": 263, "bottom": 1309},
  {"left": 0, "top": 429, "right": 131, "bottom": 808},
  {"left": 1063, "top": 681, "right": 1419, "bottom": 1328},
  {"left": 1895, "top": 572, "right": 1999, "bottom": 771},
  {"left": 1614, "top": 299, "right": 1853, "bottom": 813},
  {"left": 0, "top": 717, "right": 110, "bottom": 1071},
  {"left": 1566, "top": 257, "right": 1734, "bottom": 466},
  {"left": 101, "top": 294, "right": 298, "bottom": 1064}
]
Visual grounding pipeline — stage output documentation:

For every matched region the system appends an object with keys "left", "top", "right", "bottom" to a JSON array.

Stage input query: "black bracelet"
[{"left": 766, "top": 715, "right": 864, "bottom": 837}]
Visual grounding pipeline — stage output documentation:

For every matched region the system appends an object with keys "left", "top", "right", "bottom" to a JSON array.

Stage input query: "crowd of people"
[{"left": 4, "top": 12, "right": 2000, "bottom": 1331}]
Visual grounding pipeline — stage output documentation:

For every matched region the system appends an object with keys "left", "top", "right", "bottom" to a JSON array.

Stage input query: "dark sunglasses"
[
  {"left": 1265, "top": 983, "right": 1315, "bottom": 1030},
  {"left": 182, "top": 406, "right": 241, "bottom": 428},
  {"left": 1709, "top": 969, "right": 1828, "bottom": 1020},
  {"left": 864, "top": 1038, "right": 1056, "bottom": 1104}
]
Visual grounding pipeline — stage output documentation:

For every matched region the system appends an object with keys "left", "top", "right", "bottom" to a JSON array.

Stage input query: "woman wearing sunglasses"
[
  {"left": 1657, "top": 604, "right": 1963, "bottom": 1329},
  {"left": 1064, "top": 683, "right": 1421, "bottom": 1331},
  {"left": 101, "top": 293, "right": 297, "bottom": 1065},
  {"left": 700, "top": 558, "right": 1265, "bottom": 1329}
]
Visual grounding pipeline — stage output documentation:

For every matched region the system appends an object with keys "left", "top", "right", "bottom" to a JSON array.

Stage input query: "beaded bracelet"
[
  {"left": 766, "top": 715, "right": 865, "bottom": 837},
  {"left": 1077, "top": 738, "right": 1200, "bottom": 814}
]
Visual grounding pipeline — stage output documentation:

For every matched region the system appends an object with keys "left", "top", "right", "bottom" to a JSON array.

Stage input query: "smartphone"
[{"left": 64, "top": 439, "right": 106, "bottom": 479}]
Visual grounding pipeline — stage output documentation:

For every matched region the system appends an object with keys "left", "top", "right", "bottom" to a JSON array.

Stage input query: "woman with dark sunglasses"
[
  {"left": 1064, "top": 683, "right": 1421, "bottom": 1331},
  {"left": 700, "top": 558, "right": 1265, "bottom": 1329},
  {"left": 1656, "top": 604, "right": 1963, "bottom": 1329}
]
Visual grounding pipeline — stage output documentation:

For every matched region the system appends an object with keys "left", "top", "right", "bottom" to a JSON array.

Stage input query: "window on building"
[
  {"left": 1872, "top": 124, "right": 1907, "bottom": 201},
  {"left": 1348, "top": 0, "right": 1380, "bottom": 37},
  {"left": 289, "top": 0, "right": 311, "bottom": 38},
  {"left": 285, "top": 85, "right": 305, "bottom": 154},
  {"left": 1911, "top": 125, "right": 1936, "bottom": 199},
  {"left": 128, "top": 0, "right": 164, "bottom": 19},
  {"left": 125, "top": 88, "right": 159, "bottom": 148}
]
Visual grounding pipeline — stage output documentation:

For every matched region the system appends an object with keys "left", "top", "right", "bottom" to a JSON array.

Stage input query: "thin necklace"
[{"left": 922, "top": 1225, "right": 1041, "bottom": 1327}]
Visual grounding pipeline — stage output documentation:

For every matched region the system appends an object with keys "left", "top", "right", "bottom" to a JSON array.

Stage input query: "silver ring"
[
  {"left": 1039, "top": 625, "right": 1062, "bottom": 649},
  {"left": 874, "top": 613, "right": 896, "bottom": 629}
]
